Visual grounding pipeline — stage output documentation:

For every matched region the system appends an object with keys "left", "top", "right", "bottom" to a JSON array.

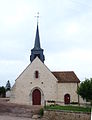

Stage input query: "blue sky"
[{"left": 0, "top": 0, "right": 92, "bottom": 86}]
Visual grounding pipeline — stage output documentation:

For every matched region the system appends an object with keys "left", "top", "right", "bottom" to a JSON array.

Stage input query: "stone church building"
[{"left": 10, "top": 24, "right": 80, "bottom": 105}]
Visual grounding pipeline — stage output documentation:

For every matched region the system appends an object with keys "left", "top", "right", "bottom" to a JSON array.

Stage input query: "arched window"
[{"left": 35, "top": 71, "right": 39, "bottom": 78}]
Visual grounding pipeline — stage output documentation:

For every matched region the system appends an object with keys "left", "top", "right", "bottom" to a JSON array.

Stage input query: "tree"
[
  {"left": 77, "top": 78, "right": 92, "bottom": 102},
  {"left": 0, "top": 86, "right": 6, "bottom": 97}
]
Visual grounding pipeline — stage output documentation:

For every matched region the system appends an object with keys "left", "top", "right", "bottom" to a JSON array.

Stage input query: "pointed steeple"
[
  {"left": 34, "top": 24, "right": 41, "bottom": 49},
  {"left": 6, "top": 80, "right": 11, "bottom": 91},
  {"left": 30, "top": 24, "right": 45, "bottom": 63}
]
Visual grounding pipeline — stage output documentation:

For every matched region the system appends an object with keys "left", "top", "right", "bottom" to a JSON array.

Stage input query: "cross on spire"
[{"left": 35, "top": 12, "right": 39, "bottom": 24}]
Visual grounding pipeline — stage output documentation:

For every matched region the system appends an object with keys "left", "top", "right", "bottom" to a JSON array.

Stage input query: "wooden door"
[
  {"left": 64, "top": 94, "right": 70, "bottom": 104},
  {"left": 32, "top": 89, "right": 41, "bottom": 105}
]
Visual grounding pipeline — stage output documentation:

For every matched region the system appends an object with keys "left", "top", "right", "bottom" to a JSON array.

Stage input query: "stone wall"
[
  {"left": 58, "top": 83, "right": 78, "bottom": 103},
  {"left": 10, "top": 57, "right": 58, "bottom": 105},
  {"left": 41, "top": 110, "right": 91, "bottom": 120}
]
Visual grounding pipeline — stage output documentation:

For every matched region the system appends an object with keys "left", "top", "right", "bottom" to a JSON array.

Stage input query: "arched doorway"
[
  {"left": 64, "top": 94, "right": 70, "bottom": 104},
  {"left": 32, "top": 89, "right": 41, "bottom": 105}
]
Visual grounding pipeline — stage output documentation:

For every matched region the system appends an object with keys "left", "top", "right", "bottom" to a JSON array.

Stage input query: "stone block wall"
[{"left": 42, "top": 110, "right": 91, "bottom": 120}]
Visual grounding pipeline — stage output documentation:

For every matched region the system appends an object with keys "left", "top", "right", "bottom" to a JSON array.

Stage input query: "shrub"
[{"left": 39, "top": 108, "right": 44, "bottom": 117}]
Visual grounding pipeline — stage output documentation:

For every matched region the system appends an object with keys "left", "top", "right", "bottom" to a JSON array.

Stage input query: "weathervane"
[{"left": 35, "top": 12, "right": 39, "bottom": 24}]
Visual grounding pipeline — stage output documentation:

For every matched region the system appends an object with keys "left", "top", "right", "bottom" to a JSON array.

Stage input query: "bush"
[
  {"left": 39, "top": 108, "right": 44, "bottom": 117},
  {"left": 0, "top": 86, "right": 6, "bottom": 97}
]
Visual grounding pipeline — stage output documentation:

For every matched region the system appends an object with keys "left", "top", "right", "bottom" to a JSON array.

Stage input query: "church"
[{"left": 10, "top": 23, "right": 80, "bottom": 106}]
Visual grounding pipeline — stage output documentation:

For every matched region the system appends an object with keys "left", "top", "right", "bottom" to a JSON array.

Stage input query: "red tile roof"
[{"left": 52, "top": 71, "right": 80, "bottom": 83}]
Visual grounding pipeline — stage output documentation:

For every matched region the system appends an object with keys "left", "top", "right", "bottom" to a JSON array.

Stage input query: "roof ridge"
[{"left": 52, "top": 71, "right": 74, "bottom": 73}]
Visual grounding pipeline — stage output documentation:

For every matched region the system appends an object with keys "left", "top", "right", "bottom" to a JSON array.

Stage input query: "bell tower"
[{"left": 30, "top": 23, "right": 45, "bottom": 63}]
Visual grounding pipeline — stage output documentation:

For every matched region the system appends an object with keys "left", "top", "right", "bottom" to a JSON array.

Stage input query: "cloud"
[{"left": 0, "top": 0, "right": 92, "bottom": 86}]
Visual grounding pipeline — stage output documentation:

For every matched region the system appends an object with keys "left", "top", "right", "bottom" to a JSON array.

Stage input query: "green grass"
[{"left": 45, "top": 105, "right": 91, "bottom": 113}]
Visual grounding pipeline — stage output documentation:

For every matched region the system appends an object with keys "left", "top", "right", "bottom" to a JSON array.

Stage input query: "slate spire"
[
  {"left": 34, "top": 24, "right": 41, "bottom": 49},
  {"left": 30, "top": 23, "right": 45, "bottom": 63}
]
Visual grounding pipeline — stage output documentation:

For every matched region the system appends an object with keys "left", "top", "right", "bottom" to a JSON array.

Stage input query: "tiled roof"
[{"left": 52, "top": 71, "right": 80, "bottom": 83}]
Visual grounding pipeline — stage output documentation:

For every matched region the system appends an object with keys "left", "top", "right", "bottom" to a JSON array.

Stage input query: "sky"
[{"left": 0, "top": 0, "right": 92, "bottom": 86}]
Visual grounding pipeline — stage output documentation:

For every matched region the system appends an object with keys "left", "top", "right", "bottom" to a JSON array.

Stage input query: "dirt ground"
[
  {"left": 0, "top": 98, "right": 42, "bottom": 120},
  {"left": 0, "top": 115, "right": 33, "bottom": 120}
]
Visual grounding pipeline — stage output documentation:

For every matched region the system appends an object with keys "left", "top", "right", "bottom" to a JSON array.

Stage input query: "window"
[{"left": 35, "top": 71, "right": 39, "bottom": 78}]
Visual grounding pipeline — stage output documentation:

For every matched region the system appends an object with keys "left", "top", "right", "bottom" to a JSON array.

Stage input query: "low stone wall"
[{"left": 41, "top": 110, "right": 91, "bottom": 120}]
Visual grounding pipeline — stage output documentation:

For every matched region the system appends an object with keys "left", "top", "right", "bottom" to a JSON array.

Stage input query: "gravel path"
[{"left": 0, "top": 115, "right": 34, "bottom": 120}]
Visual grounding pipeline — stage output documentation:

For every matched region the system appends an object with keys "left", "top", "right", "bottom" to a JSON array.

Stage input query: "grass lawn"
[{"left": 45, "top": 105, "right": 91, "bottom": 113}]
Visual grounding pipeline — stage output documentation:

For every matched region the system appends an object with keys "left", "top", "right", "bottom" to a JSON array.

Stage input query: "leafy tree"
[
  {"left": 0, "top": 86, "right": 6, "bottom": 97},
  {"left": 77, "top": 78, "right": 92, "bottom": 101}
]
